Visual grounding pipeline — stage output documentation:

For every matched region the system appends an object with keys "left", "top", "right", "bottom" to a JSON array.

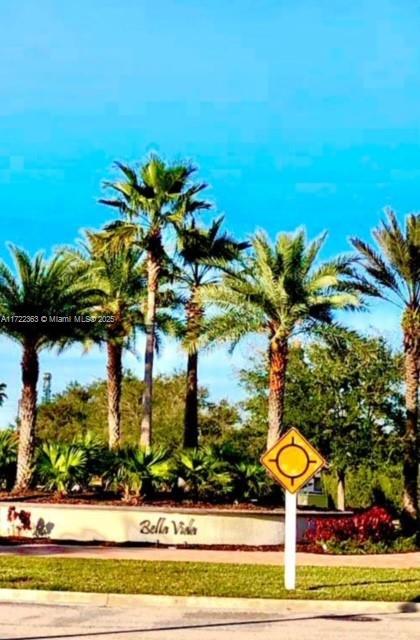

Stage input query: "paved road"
[
  {"left": 1, "top": 544, "right": 419, "bottom": 569},
  {"left": 0, "top": 603, "right": 418, "bottom": 640}
]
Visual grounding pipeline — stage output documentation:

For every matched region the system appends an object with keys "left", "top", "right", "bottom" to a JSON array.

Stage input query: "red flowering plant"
[{"left": 305, "top": 506, "right": 396, "bottom": 553}]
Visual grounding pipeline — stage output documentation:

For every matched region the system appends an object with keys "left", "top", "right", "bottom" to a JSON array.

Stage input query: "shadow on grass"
[{"left": 308, "top": 578, "right": 420, "bottom": 591}]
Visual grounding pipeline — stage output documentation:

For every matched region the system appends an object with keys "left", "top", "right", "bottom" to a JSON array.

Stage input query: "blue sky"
[{"left": 0, "top": 0, "right": 417, "bottom": 423}]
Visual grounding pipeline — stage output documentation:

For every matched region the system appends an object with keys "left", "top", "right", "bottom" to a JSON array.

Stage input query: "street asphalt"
[{"left": 0, "top": 603, "right": 419, "bottom": 640}]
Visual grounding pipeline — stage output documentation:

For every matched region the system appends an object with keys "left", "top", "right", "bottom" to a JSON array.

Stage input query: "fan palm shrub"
[
  {"left": 0, "top": 247, "right": 99, "bottom": 492},
  {"left": 351, "top": 211, "right": 419, "bottom": 529},
  {"left": 103, "top": 446, "right": 170, "bottom": 501},
  {"left": 0, "top": 430, "right": 18, "bottom": 490},
  {"left": 100, "top": 155, "right": 209, "bottom": 447},
  {"left": 202, "top": 229, "right": 361, "bottom": 448},
  {"left": 231, "top": 462, "right": 268, "bottom": 501},
  {"left": 36, "top": 442, "right": 88, "bottom": 496},
  {"left": 72, "top": 430, "right": 110, "bottom": 481},
  {"left": 176, "top": 448, "right": 232, "bottom": 501}
]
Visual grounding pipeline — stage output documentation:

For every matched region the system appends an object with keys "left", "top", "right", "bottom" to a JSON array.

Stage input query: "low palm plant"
[
  {"left": 231, "top": 462, "right": 268, "bottom": 501},
  {"left": 36, "top": 443, "right": 87, "bottom": 496},
  {"left": 103, "top": 446, "right": 170, "bottom": 501},
  {"left": 0, "top": 430, "right": 18, "bottom": 490},
  {"left": 176, "top": 448, "right": 232, "bottom": 502},
  {"left": 72, "top": 431, "right": 109, "bottom": 481}
]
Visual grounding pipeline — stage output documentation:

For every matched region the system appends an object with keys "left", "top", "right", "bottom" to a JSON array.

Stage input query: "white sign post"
[
  {"left": 260, "top": 428, "right": 326, "bottom": 592},
  {"left": 284, "top": 489, "right": 297, "bottom": 590}
]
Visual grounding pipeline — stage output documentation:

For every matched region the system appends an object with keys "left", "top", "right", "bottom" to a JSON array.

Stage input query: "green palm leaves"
[
  {"left": 104, "top": 446, "right": 171, "bottom": 501},
  {"left": 100, "top": 155, "right": 208, "bottom": 246},
  {"left": 351, "top": 211, "right": 419, "bottom": 308},
  {"left": 202, "top": 229, "right": 361, "bottom": 447},
  {"left": 175, "top": 216, "right": 248, "bottom": 448},
  {"left": 100, "top": 154, "right": 209, "bottom": 448},
  {"left": 204, "top": 230, "right": 359, "bottom": 345},
  {"left": 37, "top": 443, "right": 88, "bottom": 496},
  {"left": 0, "top": 246, "right": 100, "bottom": 493},
  {"left": 0, "top": 430, "right": 18, "bottom": 490},
  {"left": 351, "top": 211, "right": 420, "bottom": 530},
  {"left": 73, "top": 238, "right": 147, "bottom": 450},
  {"left": 0, "top": 246, "right": 99, "bottom": 348}
]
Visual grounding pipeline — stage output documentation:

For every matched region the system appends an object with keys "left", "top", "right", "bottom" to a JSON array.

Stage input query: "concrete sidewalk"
[{"left": 0, "top": 544, "right": 419, "bottom": 568}]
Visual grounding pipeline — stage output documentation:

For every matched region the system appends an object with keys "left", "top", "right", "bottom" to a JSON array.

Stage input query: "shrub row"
[
  {"left": 0, "top": 431, "right": 281, "bottom": 503},
  {"left": 304, "top": 506, "right": 417, "bottom": 553}
]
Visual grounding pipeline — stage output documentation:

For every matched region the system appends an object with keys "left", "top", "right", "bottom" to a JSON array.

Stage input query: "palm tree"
[
  {"left": 75, "top": 237, "right": 147, "bottom": 449},
  {"left": 202, "top": 230, "right": 361, "bottom": 449},
  {"left": 176, "top": 216, "right": 248, "bottom": 448},
  {"left": 351, "top": 211, "right": 419, "bottom": 529},
  {"left": 0, "top": 246, "right": 98, "bottom": 492},
  {"left": 100, "top": 154, "right": 208, "bottom": 447}
]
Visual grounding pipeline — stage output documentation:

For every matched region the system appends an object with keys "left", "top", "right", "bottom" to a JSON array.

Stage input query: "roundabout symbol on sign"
[
  {"left": 271, "top": 438, "right": 318, "bottom": 487},
  {"left": 260, "top": 427, "right": 326, "bottom": 494}
]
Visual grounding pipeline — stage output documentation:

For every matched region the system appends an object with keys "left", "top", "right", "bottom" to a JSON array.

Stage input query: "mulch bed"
[
  {"left": 0, "top": 491, "right": 324, "bottom": 512},
  {"left": 0, "top": 491, "right": 282, "bottom": 510}
]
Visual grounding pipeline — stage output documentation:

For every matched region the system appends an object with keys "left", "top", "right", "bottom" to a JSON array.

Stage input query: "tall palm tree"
[
  {"left": 100, "top": 154, "right": 208, "bottom": 447},
  {"left": 176, "top": 217, "right": 248, "bottom": 448},
  {"left": 0, "top": 247, "right": 98, "bottom": 492},
  {"left": 351, "top": 211, "right": 419, "bottom": 529},
  {"left": 75, "top": 237, "right": 147, "bottom": 449},
  {"left": 202, "top": 230, "right": 361, "bottom": 449}
]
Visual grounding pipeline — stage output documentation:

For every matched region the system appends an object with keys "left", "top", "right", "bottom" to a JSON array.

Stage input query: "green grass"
[{"left": 0, "top": 558, "right": 419, "bottom": 602}]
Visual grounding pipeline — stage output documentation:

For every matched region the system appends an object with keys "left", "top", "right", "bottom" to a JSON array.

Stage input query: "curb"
[{"left": 0, "top": 589, "right": 418, "bottom": 614}]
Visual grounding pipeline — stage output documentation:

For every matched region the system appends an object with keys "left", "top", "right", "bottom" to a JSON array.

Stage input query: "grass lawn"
[{"left": 0, "top": 557, "right": 419, "bottom": 601}]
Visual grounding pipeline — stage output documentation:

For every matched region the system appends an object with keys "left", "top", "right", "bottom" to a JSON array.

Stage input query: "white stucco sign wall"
[{"left": 0, "top": 502, "right": 348, "bottom": 546}]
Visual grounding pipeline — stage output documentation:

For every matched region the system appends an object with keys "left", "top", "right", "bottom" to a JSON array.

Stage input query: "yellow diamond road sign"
[{"left": 261, "top": 427, "right": 326, "bottom": 494}]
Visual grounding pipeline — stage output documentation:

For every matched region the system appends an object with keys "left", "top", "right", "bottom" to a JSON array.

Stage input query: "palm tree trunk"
[
  {"left": 184, "top": 351, "right": 199, "bottom": 448},
  {"left": 140, "top": 252, "right": 160, "bottom": 448},
  {"left": 107, "top": 341, "right": 123, "bottom": 449},
  {"left": 267, "top": 338, "right": 288, "bottom": 449},
  {"left": 183, "top": 295, "right": 202, "bottom": 449},
  {"left": 13, "top": 338, "right": 39, "bottom": 493},
  {"left": 401, "top": 316, "right": 419, "bottom": 532},
  {"left": 337, "top": 470, "right": 346, "bottom": 511}
]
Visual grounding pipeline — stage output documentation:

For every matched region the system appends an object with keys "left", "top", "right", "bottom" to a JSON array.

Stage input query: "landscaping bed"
[
  {"left": 0, "top": 557, "right": 419, "bottom": 601},
  {"left": 0, "top": 491, "right": 286, "bottom": 510}
]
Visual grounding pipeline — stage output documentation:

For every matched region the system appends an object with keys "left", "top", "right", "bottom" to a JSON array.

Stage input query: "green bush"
[
  {"left": 0, "top": 430, "right": 18, "bottom": 490},
  {"left": 230, "top": 462, "right": 268, "bottom": 501},
  {"left": 72, "top": 431, "right": 110, "bottom": 481},
  {"left": 322, "top": 465, "right": 403, "bottom": 512},
  {"left": 176, "top": 448, "right": 232, "bottom": 501},
  {"left": 103, "top": 446, "right": 171, "bottom": 501},
  {"left": 322, "top": 535, "right": 417, "bottom": 555},
  {"left": 36, "top": 443, "right": 88, "bottom": 495}
]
